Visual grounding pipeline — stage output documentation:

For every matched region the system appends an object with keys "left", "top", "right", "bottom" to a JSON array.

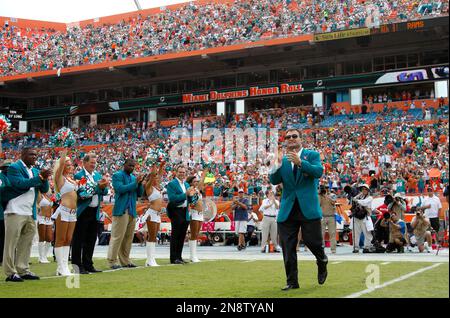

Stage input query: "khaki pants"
[
  {"left": 321, "top": 216, "right": 337, "bottom": 252},
  {"left": 107, "top": 214, "right": 136, "bottom": 266},
  {"left": 261, "top": 216, "right": 278, "bottom": 248},
  {"left": 3, "top": 214, "right": 36, "bottom": 277},
  {"left": 353, "top": 218, "right": 373, "bottom": 250}
]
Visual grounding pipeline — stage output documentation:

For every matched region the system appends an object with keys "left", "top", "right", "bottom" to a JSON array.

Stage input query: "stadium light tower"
[{"left": 133, "top": 0, "right": 142, "bottom": 10}]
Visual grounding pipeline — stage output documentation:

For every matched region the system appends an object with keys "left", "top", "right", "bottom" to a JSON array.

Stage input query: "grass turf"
[{"left": 0, "top": 258, "right": 447, "bottom": 298}]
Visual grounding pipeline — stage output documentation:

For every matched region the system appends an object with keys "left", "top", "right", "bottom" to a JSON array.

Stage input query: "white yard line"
[
  {"left": 344, "top": 263, "right": 443, "bottom": 298},
  {"left": 331, "top": 261, "right": 342, "bottom": 264},
  {"left": 381, "top": 262, "right": 391, "bottom": 265},
  {"left": 242, "top": 260, "right": 257, "bottom": 263}
]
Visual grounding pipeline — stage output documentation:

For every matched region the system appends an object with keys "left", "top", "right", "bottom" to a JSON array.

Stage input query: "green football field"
[{"left": 0, "top": 258, "right": 448, "bottom": 298}]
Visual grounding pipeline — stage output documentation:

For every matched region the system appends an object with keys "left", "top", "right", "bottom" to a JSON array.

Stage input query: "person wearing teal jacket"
[
  {"left": 107, "top": 159, "right": 144, "bottom": 269},
  {"left": 166, "top": 164, "right": 195, "bottom": 264},
  {"left": 3, "top": 148, "right": 51, "bottom": 282},
  {"left": 0, "top": 159, "right": 13, "bottom": 267},
  {"left": 269, "top": 128, "right": 328, "bottom": 291},
  {"left": 72, "top": 153, "right": 109, "bottom": 274}
]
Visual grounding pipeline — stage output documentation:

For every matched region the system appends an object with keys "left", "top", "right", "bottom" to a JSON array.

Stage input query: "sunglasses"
[{"left": 285, "top": 134, "right": 299, "bottom": 140}]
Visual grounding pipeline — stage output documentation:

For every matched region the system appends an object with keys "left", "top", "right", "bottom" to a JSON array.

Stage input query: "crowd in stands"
[
  {"left": 1, "top": 0, "right": 448, "bottom": 76},
  {"left": 1, "top": 109, "right": 448, "bottom": 203}
]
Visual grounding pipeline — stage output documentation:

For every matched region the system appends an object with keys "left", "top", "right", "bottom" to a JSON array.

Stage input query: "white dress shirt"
[
  {"left": 176, "top": 178, "right": 188, "bottom": 208},
  {"left": 259, "top": 198, "right": 279, "bottom": 217},
  {"left": 5, "top": 160, "right": 35, "bottom": 216},
  {"left": 84, "top": 168, "right": 99, "bottom": 208},
  {"left": 423, "top": 196, "right": 442, "bottom": 218},
  {"left": 270, "top": 148, "right": 303, "bottom": 174}
]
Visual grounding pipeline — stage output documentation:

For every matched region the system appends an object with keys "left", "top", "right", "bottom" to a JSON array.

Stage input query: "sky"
[{"left": 0, "top": 0, "right": 192, "bottom": 23}]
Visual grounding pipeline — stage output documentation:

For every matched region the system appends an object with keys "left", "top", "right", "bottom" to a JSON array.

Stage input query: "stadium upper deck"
[{"left": 0, "top": 0, "right": 448, "bottom": 80}]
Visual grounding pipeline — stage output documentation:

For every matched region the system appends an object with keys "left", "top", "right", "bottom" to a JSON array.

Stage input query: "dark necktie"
[{"left": 293, "top": 163, "right": 298, "bottom": 179}]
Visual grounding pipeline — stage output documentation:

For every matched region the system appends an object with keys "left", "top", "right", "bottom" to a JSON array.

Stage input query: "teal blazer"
[
  {"left": 74, "top": 169, "right": 109, "bottom": 220},
  {"left": 5, "top": 161, "right": 50, "bottom": 220},
  {"left": 0, "top": 172, "right": 12, "bottom": 220},
  {"left": 112, "top": 170, "right": 144, "bottom": 218},
  {"left": 269, "top": 149, "right": 323, "bottom": 222},
  {"left": 166, "top": 178, "right": 192, "bottom": 221}
]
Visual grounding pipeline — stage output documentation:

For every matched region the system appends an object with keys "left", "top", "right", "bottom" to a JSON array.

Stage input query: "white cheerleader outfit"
[
  {"left": 51, "top": 178, "right": 78, "bottom": 223},
  {"left": 190, "top": 192, "right": 203, "bottom": 222},
  {"left": 38, "top": 196, "right": 54, "bottom": 226},
  {"left": 142, "top": 187, "right": 162, "bottom": 223}
]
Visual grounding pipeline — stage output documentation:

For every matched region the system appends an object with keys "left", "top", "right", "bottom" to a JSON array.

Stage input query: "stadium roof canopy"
[{"left": 0, "top": 0, "right": 190, "bottom": 23}]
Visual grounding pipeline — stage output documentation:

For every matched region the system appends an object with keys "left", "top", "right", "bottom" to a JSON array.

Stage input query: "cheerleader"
[
  {"left": 142, "top": 163, "right": 166, "bottom": 267},
  {"left": 37, "top": 190, "right": 54, "bottom": 263},
  {"left": 52, "top": 149, "right": 78, "bottom": 276},
  {"left": 186, "top": 168, "right": 208, "bottom": 263}
]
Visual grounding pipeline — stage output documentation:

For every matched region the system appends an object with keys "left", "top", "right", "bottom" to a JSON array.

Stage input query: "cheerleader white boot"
[
  {"left": 189, "top": 240, "right": 200, "bottom": 263},
  {"left": 145, "top": 242, "right": 159, "bottom": 267},
  {"left": 62, "top": 246, "right": 73, "bottom": 276},
  {"left": 38, "top": 242, "right": 50, "bottom": 263},
  {"left": 55, "top": 247, "right": 66, "bottom": 276},
  {"left": 45, "top": 242, "right": 53, "bottom": 262}
]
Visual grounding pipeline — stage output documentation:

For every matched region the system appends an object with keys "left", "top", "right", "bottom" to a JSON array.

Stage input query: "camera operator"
[
  {"left": 343, "top": 184, "right": 360, "bottom": 202},
  {"left": 381, "top": 211, "right": 407, "bottom": 253},
  {"left": 388, "top": 193, "right": 407, "bottom": 220},
  {"left": 410, "top": 207, "right": 432, "bottom": 253},
  {"left": 319, "top": 186, "right": 337, "bottom": 254},
  {"left": 351, "top": 184, "right": 375, "bottom": 253},
  {"left": 373, "top": 194, "right": 394, "bottom": 248}
]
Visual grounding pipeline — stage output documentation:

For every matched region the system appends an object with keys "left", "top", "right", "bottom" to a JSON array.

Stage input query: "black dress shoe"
[
  {"left": 317, "top": 259, "right": 328, "bottom": 285},
  {"left": 126, "top": 264, "right": 137, "bottom": 268},
  {"left": 86, "top": 267, "right": 102, "bottom": 273},
  {"left": 20, "top": 272, "right": 40, "bottom": 280},
  {"left": 6, "top": 274, "right": 24, "bottom": 282},
  {"left": 171, "top": 260, "right": 185, "bottom": 265},
  {"left": 281, "top": 284, "right": 299, "bottom": 291}
]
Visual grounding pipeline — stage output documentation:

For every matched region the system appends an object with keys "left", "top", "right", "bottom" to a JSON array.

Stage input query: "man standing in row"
[
  {"left": 0, "top": 159, "right": 12, "bottom": 267},
  {"left": 166, "top": 165, "right": 196, "bottom": 264},
  {"left": 107, "top": 159, "right": 144, "bottom": 269},
  {"left": 72, "top": 153, "right": 109, "bottom": 274},
  {"left": 3, "top": 148, "right": 51, "bottom": 282}
]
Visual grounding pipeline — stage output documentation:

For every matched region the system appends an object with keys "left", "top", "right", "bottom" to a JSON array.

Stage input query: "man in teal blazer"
[
  {"left": 107, "top": 158, "right": 144, "bottom": 269},
  {"left": 72, "top": 153, "right": 109, "bottom": 274},
  {"left": 3, "top": 148, "right": 51, "bottom": 282},
  {"left": 269, "top": 128, "right": 328, "bottom": 291},
  {"left": 166, "top": 164, "right": 195, "bottom": 264},
  {"left": 0, "top": 159, "right": 13, "bottom": 267}
]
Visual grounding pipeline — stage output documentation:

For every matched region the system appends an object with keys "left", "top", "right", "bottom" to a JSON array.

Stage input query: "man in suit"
[
  {"left": 0, "top": 159, "right": 13, "bottom": 267},
  {"left": 166, "top": 165, "right": 196, "bottom": 264},
  {"left": 3, "top": 148, "right": 51, "bottom": 282},
  {"left": 72, "top": 153, "right": 109, "bottom": 274},
  {"left": 107, "top": 159, "right": 144, "bottom": 269},
  {"left": 269, "top": 128, "right": 328, "bottom": 291}
]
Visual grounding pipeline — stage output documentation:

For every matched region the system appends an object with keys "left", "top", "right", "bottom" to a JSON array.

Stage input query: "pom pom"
[
  {"left": 0, "top": 115, "right": 11, "bottom": 135},
  {"left": 50, "top": 127, "right": 76, "bottom": 147}
]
